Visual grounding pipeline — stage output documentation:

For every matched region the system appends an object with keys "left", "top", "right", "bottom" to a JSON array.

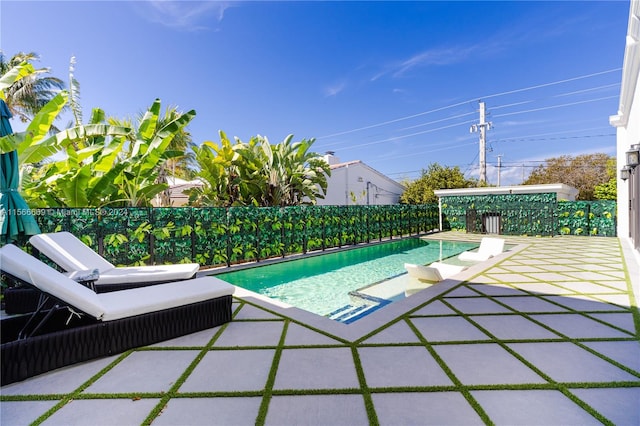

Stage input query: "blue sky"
[{"left": 1, "top": 1, "right": 630, "bottom": 186}]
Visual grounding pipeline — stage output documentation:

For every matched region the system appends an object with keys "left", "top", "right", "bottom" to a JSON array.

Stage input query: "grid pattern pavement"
[{"left": 1, "top": 233, "right": 639, "bottom": 425}]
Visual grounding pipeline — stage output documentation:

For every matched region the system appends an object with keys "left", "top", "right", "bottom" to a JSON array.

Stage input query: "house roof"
[
  {"left": 434, "top": 183, "right": 579, "bottom": 201},
  {"left": 329, "top": 160, "right": 405, "bottom": 191}
]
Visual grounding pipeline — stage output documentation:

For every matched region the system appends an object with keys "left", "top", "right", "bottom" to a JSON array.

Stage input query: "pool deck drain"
[{"left": 1, "top": 233, "right": 639, "bottom": 425}]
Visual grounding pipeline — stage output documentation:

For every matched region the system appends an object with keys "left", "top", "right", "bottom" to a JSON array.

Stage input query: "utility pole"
[
  {"left": 497, "top": 154, "right": 503, "bottom": 187},
  {"left": 470, "top": 101, "right": 492, "bottom": 184}
]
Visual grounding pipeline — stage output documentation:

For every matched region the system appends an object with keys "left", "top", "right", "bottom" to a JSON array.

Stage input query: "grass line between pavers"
[
  {"left": 460, "top": 281, "right": 633, "bottom": 335},
  {"left": 254, "top": 319, "right": 289, "bottom": 426},
  {"left": 142, "top": 320, "right": 230, "bottom": 425},
  {"left": 231, "top": 299, "right": 244, "bottom": 318},
  {"left": 0, "top": 394, "right": 67, "bottom": 402},
  {"left": 558, "top": 387, "right": 615, "bottom": 426},
  {"left": 448, "top": 294, "right": 640, "bottom": 378},
  {"left": 267, "top": 387, "right": 363, "bottom": 395},
  {"left": 405, "top": 317, "right": 494, "bottom": 425},
  {"left": 233, "top": 297, "right": 352, "bottom": 345},
  {"left": 29, "top": 350, "right": 134, "bottom": 425},
  {"left": 442, "top": 300, "right": 627, "bottom": 425},
  {"left": 353, "top": 282, "right": 474, "bottom": 345},
  {"left": 156, "top": 390, "right": 265, "bottom": 398},
  {"left": 351, "top": 345, "right": 379, "bottom": 426},
  {"left": 466, "top": 282, "right": 637, "bottom": 338}
]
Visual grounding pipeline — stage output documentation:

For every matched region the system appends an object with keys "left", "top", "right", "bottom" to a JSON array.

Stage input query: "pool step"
[
  {"left": 328, "top": 291, "right": 394, "bottom": 324},
  {"left": 328, "top": 303, "right": 381, "bottom": 324}
]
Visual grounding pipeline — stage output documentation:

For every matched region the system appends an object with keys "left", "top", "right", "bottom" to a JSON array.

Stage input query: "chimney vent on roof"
[{"left": 323, "top": 151, "right": 340, "bottom": 165}]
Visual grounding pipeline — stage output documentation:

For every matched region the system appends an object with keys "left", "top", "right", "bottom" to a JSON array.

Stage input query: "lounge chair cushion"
[
  {"left": 404, "top": 263, "right": 443, "bottom": 282},
  {"left": 30, "top": 232, "right": 114, "bottom": 272},
  {"left": 30, "top": 232, "right": 200, "bottom": 285},
  {"left": 428, "top": 261, "right": 467, "bottom": 278},
  {"left": 1, "top": 244, "right": 105, "bottom": 318},
  {"left": 92, "top": 264, "right": 200, "bottom": 285},
  {"left": 99, "top": 277, "right": 234, "bottom": 321},
  {"left": 458, "top": 237, "right": 505, "bottom": 262}
]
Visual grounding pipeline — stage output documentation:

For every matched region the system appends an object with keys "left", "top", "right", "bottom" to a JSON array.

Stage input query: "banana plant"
[
  {"left": 110, "top": 99, "right": 195, "bottom": 207},
  {"left": 187, "top": 131, "right": 244, "bottom": 207},
  {"left": 189, "top": 132, "right": 330, "bottom": 207}
]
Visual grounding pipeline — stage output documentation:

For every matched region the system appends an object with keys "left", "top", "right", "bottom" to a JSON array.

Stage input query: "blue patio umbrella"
[{"left": 0, "top": 99, "right": 41, "bottom": 244}]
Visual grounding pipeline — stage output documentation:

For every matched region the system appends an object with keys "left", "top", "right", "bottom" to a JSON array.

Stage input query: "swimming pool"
[{"left": 215, "top": 238, "right": 478, "bottom": 322}]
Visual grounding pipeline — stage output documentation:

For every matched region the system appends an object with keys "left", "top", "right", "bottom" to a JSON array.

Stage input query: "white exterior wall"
[
  {"left": 615, "top": 81, "right": 640, "bottom": 238},
  {"left": 316, "top": 162, "right": 405, "bottom": 206},
  {"left": 610, "top": 0, "right": 640, "bottom": 251}
]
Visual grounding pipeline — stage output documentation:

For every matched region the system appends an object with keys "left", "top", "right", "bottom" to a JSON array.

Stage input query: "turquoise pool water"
[{"left": 215, "top": 238, "right": 478, "bottom": 318}]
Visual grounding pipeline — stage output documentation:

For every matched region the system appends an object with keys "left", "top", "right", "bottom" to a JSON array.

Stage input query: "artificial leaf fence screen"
[
  {"left": 28, "top": 205, "right": 440, "bottom": 268},
  {"left": 441, "top": 194, "right": 616, "bottom": 237}
]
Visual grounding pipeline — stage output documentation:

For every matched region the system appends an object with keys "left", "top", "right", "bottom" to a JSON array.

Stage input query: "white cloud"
[
  {"left": 324, "top": 81, "right": 346, "bottom": 97},
  {"left": 392, "top": 45, "right": 478, "bottom": 77},
  {"left": 375, "top": 10, "right": 575, "bottom": 81},
  {"left": 136, "top": 1, "right": 233, "bottom": 30}
]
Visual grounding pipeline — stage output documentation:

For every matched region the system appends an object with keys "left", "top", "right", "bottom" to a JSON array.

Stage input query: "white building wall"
[
  {"left": 615, "top": 83, "right": 640, "bottom": 239},
  {"left": 610, "top": 0, "right": 640, "bottom": 251},
  {"left": 316, "top": 161, "right": 405, "bottom": 206}
]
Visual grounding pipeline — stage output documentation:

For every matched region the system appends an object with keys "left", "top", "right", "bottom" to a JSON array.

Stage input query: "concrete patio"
[{"left": 1, "top": 232, "right": 639, "bottom": 425}]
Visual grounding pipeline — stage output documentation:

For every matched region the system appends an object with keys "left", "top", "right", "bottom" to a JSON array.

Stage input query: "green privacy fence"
[
  {"left": 556, "top": 200, "right": 617, "bottom": 236},
  {"left": 27, "top": 205, "right": 440, "bottom": 268},
  {"left": 441, "top": 194, "right": 616, "bottom": 237}
]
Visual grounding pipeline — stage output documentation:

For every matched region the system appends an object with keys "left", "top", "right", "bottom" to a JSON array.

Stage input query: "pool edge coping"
[{"left": 226, "top": 242, "right": 530, "bottom": 342}]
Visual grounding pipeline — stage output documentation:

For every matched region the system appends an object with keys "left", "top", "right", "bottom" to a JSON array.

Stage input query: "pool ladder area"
[{"left": 327, "top": 292, "right": 391, "bottom": 324}]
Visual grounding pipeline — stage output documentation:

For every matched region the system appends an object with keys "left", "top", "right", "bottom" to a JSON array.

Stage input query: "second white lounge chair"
[
  {"left": 404, "top": 261, "right": 467, "bottom": 297},
  {"left": 404, "top": 261, "right": 467, "bottom": 282},
  {"left": 458, "top": 237, "right": 505, "bottom": 262},
  {"left": 29, "top": 232, "right": 200, "bottom": 289}
]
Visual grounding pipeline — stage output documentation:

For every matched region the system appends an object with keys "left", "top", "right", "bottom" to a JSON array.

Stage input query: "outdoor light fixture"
[
  {"left": 621, "top": 166, "right": 632, "bottom": 181},
  {"left": 626, "top": 144, "right": 640, "bottom": 168}
]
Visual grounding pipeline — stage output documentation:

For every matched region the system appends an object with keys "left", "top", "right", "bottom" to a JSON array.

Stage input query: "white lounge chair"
[
  {"left": 29, "top": 232, "right": 199, "bottom": 288},
  {"left": 0, "top": 244, "right": 235, "bottom": 385},
  {"left": 457, "top": 237, "right": 505, "bottom": 262},
  {"left": 404, "top": 262, "right": 467, "bottom": 297},
  {"left": 404, "top": 262, "right": 467, "bottom": 282}
]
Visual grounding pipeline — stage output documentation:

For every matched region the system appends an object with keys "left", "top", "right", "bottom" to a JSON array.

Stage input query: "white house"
[
  {"left": 151, "top": 176, "right": 204, "bottom": 207},
  {"left": 610, "top": 0, "right": 640, "bottom": 256},
  {"left": 316, "top": 152, "right": 405, "bottom": 206}
]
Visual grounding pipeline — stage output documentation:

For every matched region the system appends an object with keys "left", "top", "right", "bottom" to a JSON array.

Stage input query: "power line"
[
  {"left": 493, "top": 133, "right": 615, "bottom": 144},
  {"left": 316, "top": 68, "right": 621, "bottom": 140},
  {"left": 492, "top": 95, "right": 619, "bottom": 118},
  {"left": 322, "top": 119, "right": 477, "bottom": 151},
  {"left": 317, "top": 89, "right": 618, "bottom": 155}
]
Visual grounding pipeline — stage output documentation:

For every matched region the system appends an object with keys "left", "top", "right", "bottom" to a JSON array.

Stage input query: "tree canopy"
[
  {"left": 187, "top": 132, "right": 330, "bottom": 207},
  {"left": 593, "top": 157, "right": 617, "bottom": 200},
  {"left": 400, "top": 163, "right": 477, "bottom": 204},
  {"left": 523, "top": 153, "right": 613, "bottom": 200},
  {"left": 2, "top": 52, "right": 328, "bottom": 209}
]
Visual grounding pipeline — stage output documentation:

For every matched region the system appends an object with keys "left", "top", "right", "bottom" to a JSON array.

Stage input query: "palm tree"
[{"left": 0, "top": 51, "right": 65, "bottom": 123}]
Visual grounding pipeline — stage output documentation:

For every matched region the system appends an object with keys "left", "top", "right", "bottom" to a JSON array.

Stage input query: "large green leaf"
[
  {"left": 86, "top": 162, "right": 128, "bottom": 203},
  {"left": 0, "top": 133, "right": 22, "bottom": 154},
  {"left": 135, "top": 99, "right": 162, "bottom": 150},
  {"left": 20, "top": 91, "right": 68, "bottom": 147},
  {"left": 62, "top": 166, "right": 91, "bottom": 207},
  {"left": 92, "top": 137, "right": 126, "bottom": 173}
]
